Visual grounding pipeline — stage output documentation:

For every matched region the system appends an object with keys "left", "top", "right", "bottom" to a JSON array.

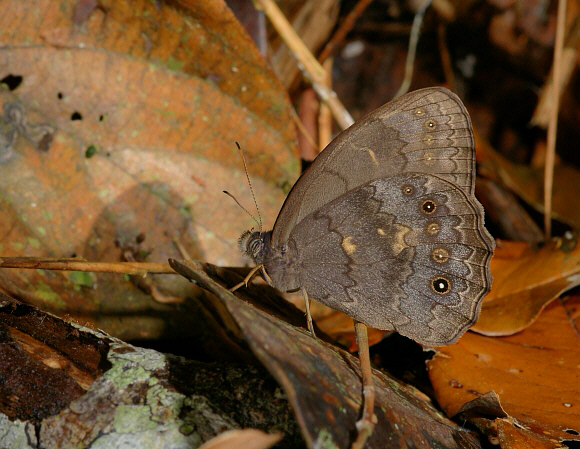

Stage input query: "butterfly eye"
[{"left": 250, "top": 238, "right": 263, "bottom": 257}]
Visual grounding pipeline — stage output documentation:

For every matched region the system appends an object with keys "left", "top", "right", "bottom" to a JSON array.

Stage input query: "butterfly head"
[{"left": 239, "top": 229, "right": 272, "bottom": 265}]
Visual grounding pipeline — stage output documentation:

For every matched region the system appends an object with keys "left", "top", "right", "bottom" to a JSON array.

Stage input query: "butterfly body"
[{"left": 241, "top": 87, "right": 494, "bottom": 346}]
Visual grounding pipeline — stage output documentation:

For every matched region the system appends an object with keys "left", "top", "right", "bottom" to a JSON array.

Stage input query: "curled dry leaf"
[
  {"left": 473, "top": 239, "right": 580, "bottom": 335},
  {"left": 198, "top": 429, "right": 283, "bottom": 449},
  {"left": 477, "top": 135, "right": 580, "bottom": 228},
  {"left": 427, "top": 296, "right": 580, "bottom": 446},
  {"left": 0, "top": 0, "right": 298, "bottom": 338}
]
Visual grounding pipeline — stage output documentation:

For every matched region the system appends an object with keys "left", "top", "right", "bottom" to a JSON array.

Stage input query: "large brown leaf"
[
  {"left": 0, "top": 0, "right": 298, "bottom": 339},
  {"left": 477, "top": 132, "right": 580, "bottom": 228}
]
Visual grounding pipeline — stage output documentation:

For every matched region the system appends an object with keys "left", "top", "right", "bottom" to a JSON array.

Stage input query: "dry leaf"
[
  {"left": 198, "top": 429, "right": 283, "bottom": 449},
  {"left": 477, "top": 135, "right": 580, "bottom": 228},
  {"left": 473, "top": 239, "right": 580, "bottom": 335},
  {"left": 428, "top": 296, "right": 580, "bottom": 446},
  {"left": 0, "top": 0, "right": 298, "bottom": 338}
]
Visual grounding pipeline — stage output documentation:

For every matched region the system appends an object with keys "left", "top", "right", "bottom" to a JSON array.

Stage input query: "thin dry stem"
[
  {"left": 318, "top": 0, "right": 374, "bottom": 64},
  {"left": 544, "top": 0, "right": 568, "bottom": 238},
  {"left": 395, "top": 0, "right": 433, "bottom": 98},
  {"left": 318, "top": 58, "right": 333, "bottom": 150},
  {"left": 0, "top": 257, "right": 175, "bottom": 275},
  {"left": 437, "top": 24, "right": 455, "bottom": 91},
  {"left": 293, "top": 103, "right": 318, "bottom": 150},
  {"left": 253, "top": 0, "right": 354, "bottom": 129}
]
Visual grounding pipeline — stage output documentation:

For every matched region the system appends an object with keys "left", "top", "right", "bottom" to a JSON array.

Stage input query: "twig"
[
  {"left": 437, "top": 23, "right": 455, "bottom": 91},
  {"left": 319, "top": 58, "right": 333, "bottom": 150},
  {"left": 297, "top": 89, "right": 319, "bottom": 160},
  {"left": 252, "top": 0, "right": 354, "bottom": 129},
  {"left": 318, "top": 0, "right": 375, "bottom": 64},
  {"left": 394, "top": 0, "right": 433, "bottom": 99},
  {"left": 0, "top": 257, "right": 175, "bottom": 275},
  {"left": 544, "top": 0, "right": 568, "bottom": 238}
]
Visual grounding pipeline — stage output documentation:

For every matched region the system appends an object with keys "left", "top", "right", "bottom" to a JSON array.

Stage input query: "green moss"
[
  {"left": 34, "top": 282, "right": 66, "bottom": 309},
  {"left": 316, "top": 428, "right": 340, "bottom": 449},
  {"left": 27, "top": 237, "right": 41, "bottom": 249},
  {"left": 167, "top": 56, "right": 184, "bottom": 72},
  {"left": 113, "top": 405, "right": 157, "bottom": 433},
  {"left": 69, "top": 271, "right": 95, "bottom": 288}
]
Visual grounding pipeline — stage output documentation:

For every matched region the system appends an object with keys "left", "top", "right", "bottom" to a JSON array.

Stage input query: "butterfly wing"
[
  {"left": 271, "top": 87, "right": 477, "bottom": 248},
  {"left": 284, "top": 173, "right": 494, "bottom": 346}
]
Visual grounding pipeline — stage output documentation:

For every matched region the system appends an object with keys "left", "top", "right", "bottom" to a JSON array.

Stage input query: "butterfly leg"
[
  {"left": 301, "top": 287, "right": 316, "bottom": 337},
  {"left": 229, "top": 264, "right": 265, "bottom": 292},
  {"left": 350, "top": 321, "right": 376, "bottom": 449}
]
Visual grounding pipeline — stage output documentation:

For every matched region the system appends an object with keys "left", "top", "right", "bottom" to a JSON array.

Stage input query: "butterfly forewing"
[{"left": 271, "top": 87, "right": 476, "bottom": 247}]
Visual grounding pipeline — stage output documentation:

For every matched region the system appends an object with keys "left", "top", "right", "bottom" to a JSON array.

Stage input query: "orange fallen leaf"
[
  {"left": 428, "top": 296, "right": 580, "bottom": 446},
  {"left": 473, "top": 239, "right": 580, "bottom": 335}
]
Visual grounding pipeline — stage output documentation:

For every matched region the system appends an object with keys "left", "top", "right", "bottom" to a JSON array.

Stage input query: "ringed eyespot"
[
  {"left": 423, "top": 151, "right": 436, "bottom": 165},
  {"left": 432, "top": 277, "right": 451, "bottom": 294},
  {"left": 403, "top": 185, "right": 414, "bottom": 195},
  {"left": 422, "top": 200, "right": 436, "bottom": 214},
  {"left": 425, "top": 119, "right": 437, "bottom": 129},
  {"left": 423, "top": 134, "right": 435, "bottom": 145},
  {"left": 427, "top": 222, "right": 440, "bottom": 235},
  {"left": 432, "top": 248, "right": 450, "bottom": 263}
]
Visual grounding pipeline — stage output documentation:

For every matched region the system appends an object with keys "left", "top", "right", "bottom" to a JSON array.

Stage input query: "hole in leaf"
[
  {"left": 71, "top": 111, "right": 83, "bottom": 121},
  {"left": 38, "top": 133, "right": 54, "bottom": 153},
  {"left": 0, "top": 74, "right": 23, "bottom": 91}
]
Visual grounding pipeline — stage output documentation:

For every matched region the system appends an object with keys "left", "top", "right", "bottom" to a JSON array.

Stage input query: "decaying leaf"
[
  {"left": 473, "top": 239, "right": 580, "bottom": 335},
  {"left": 478, "top": 137, "right": 580, "bottom": 228},
  {"left": 0, "top": 0, "right": 298, "bottom": 338},
  {"left": 428, "top": 296, "right": 580, "bottom": 447}
]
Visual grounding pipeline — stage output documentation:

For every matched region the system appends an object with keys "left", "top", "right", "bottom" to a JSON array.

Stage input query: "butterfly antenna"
[
  {"left": 223, "top": 190, "right": 260, "bottom": 229},
  {"left": 235, "top": 142, "right": 263, "bottom": 232}
]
